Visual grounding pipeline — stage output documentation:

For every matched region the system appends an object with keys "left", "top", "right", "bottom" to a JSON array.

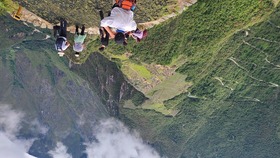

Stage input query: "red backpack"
[{"left": 116, "top": 0, "right": 136, "bottom": 11}]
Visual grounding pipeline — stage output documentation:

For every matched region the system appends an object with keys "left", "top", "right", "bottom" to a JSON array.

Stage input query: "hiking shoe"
[
  {"left": 99, "top": 46, "right": 105, "bottom": 51},
  {"left": 58, "top": 52, "right": 65, "bottom": 57},
  {"left": 75, "top": 52, "right": 80, "bottom": 57}
]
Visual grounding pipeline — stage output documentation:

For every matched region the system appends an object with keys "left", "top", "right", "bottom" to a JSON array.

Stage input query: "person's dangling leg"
[
  {"left": 104, "top": 29, "right": 109, "bottom": 45},
  {"left": 53, "top": 25, "right": 60, "bottom": 38},
  {"left": 75, "top": 25, "right": 79, "bottom": 35},
  {"left": 99, "top": 10, "right": 108, "bottom": 51},
  {"left": 60, "top": 19, "right": 67, "bottom": 38},
  {"left": 99, "top": 10, "right": 104, "bottom": 20},
  {"left": 99, "top": 27, "right": 108, "bottom": 51},
  {"left": 81, "top": 25, "right": 85, "bottom": 35}
]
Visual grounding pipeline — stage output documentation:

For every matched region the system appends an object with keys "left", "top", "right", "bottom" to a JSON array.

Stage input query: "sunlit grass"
[{"left": 0, "top": 0, "right": 18, "bottom": 14}]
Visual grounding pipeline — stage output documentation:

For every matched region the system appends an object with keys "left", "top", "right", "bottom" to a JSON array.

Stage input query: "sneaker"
[
  {"left": 99, "top": 46, "right": 105, "bottom": 51},
  {"left": 58, "top": 52, "right": 65, "bottom": 57}
]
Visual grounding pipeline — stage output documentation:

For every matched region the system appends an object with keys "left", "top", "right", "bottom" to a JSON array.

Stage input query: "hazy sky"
[
  {"left": 0, "top": 104, "right": 161, "bottom": 158},
  {"left": 85, "top": 118, "right": 161, "bottom": 158},
  {"left": 48, "top": 142, "right": 73, "bottom": 158},
  {"left": 0, "top": 105, "right": 37, "bottom": 158}
]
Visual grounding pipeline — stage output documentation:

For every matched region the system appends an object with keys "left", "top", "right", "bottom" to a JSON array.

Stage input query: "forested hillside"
[
  {"left": 1, "top": 0, "right": 280, "bottom": 158},
  {"left": 119, "top": 0, "right": 280, "bottom": 157}
]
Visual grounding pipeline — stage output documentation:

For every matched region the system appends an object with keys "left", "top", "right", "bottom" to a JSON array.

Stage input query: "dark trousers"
[
  {"left": 59, "top": 19, "right": 67, "bottom": 38},
  {"left": 76, "top": 25, "right": 85, "bottom": 35},
  {"left": 99, "top": 10, "right": 109, "bottom": 46}
]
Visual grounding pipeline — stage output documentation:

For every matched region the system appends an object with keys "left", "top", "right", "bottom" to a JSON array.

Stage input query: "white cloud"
[
  {"left": 0, "top": 105, "right": 24, "bottom": 137},
  {"left": 48, "top": 142, "right": 73, "bottom": 158},
  {"left": 0, "top": 133, "right": 36, "bottom": 158},
  {"left": 0, "top": 105, "right": 72, "bottom": 158},
  {"left": 0, "top": 105, "right": 162, "bottom": 158},
  {"left": 30, "top": 119, "right": 49, "bottom": 135},
  {"left": 85, "top": 118, "right": 161, "bottom": 158},
  {"left": 0, "top": 104, "right": 37, "bottom": 158}
]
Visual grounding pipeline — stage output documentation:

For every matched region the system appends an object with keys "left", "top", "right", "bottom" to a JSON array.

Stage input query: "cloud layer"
[
  {"left": 48, "top": 142, "right": 73, "bottom": 158},
  {"left": 0, "top": 104, "right": 162, "bottom": 158},
  {"left": 86, "top": 118, "right": 161, "bottom": 158},
  {"left": 0, "top": 104, "right": 37, "bottom": 158}
]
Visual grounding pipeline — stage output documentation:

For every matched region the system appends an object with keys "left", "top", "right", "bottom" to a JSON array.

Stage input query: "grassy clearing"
[
  {"left": 146, "top": 72, "right": 190, "bottom": 99},
  {"left": 0, "top": 0, "right": 17, "bottom": 14},
  {"left": 142, "top": 73, "right": 190, "bottom": 115},
  {"left": 122, "top": 61, "right": 152, "bottom": 79},
  {"left": 141, "top": 101, "right": 179, "bottom": 116},
  {"left": 122, "top": 72, "right": 190, "bottom": 116},
  {"left": 123, "top": 100, "right": 175, "bottom": 116},
  {"left": 110, "top": 54, "right": 129, "bottom": 61},
  {"left": 272, "top": 0, "right": 280, "bottom": 6}
]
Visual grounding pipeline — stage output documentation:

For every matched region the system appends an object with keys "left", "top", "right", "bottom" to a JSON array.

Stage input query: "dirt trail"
[
  {"left": 14, "top": 0, "right": 197, "bottom": 34},
  {"left": 17, "top": 7, "right": 100, "bottom": 34}
]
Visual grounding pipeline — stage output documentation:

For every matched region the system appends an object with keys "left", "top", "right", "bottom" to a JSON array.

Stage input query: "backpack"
[
  {"left": 56, "top": 37, "right": 65, "bottom": 51},
  {"left": 116, "top": 0, "right": 136, "bottom": 11}
]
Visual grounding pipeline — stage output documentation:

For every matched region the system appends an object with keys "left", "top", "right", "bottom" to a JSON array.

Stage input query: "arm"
[
  {"left": 64, "top": 41, "right": 70, "bottom": 50},
  {"left": 104, "top": 26, "right": 116, "bottom": 39},
  {"left": 82, "top": 44, "right": 86, "bottom": 50},
  {"left": 66, "top": 41, "right": 70, "bottom": 47}
]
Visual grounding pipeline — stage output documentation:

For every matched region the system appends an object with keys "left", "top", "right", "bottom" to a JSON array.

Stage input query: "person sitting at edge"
[
  {"left": 131, "top": 28, "right": 148, "bottom": 42},
  {"left": 100, "top": 3, "right": 137, "bottom": 47},
  {"left": 73, "top": 24, "right": 87, "bottom": 57},
  {"left": 99, "top": 10, "right": 110, "bottom": 51},
  {"left": 54, "top": 19, "right": 70, "bottom": 57}
]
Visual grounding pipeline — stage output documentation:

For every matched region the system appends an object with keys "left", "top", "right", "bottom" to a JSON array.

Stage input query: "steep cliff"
[
  {"left": 0, "top": 14, "right": 147, "bottom": 157},
  {"left": 1, "top": 0, "right": 280, "bottom": 158}
]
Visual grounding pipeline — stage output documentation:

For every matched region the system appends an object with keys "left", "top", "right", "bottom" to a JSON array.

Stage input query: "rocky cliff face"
[
  {"left": 3, "top": 0, "right": 280, "bottom": 157},
  {"left": 71, "top": 53, "right": 146, "bottom": 116},
  {"left": 0, "top": 14, "right": 146, "bottom": 157}
]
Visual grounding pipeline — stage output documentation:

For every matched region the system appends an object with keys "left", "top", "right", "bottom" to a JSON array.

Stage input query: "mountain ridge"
[
  {"left": 1, "top": 0, "right": 280, "bottom": 157},
  {"left": 4, "top": 0, "right": 197, "bottom": 35}
]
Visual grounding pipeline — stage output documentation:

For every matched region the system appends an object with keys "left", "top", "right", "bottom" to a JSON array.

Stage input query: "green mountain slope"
[
  {"left": 1, "top": 0, "right": 280, "bottom": 157},
  {"left": 0, "top": 15, "right": 107, "bottom": 158},
  {"left": 119, "top": 0, "right": 280, "bottom": 157},
  {"left": 0, "top": 12, "right": 148, "bottom": 157},
  {"left": 130, "top": 0, "right": 274, "bottom": 65}
]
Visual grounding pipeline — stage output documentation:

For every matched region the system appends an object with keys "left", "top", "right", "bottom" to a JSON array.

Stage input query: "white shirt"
[
  {"left": 60, "top": 41, "right": 69, "bottom": 51},
  {"left": 73, "top": 43, "right": 83, "bottom": 52},
  {"left": 100, "top": 7, "right": 137, "bottom": 32},
  {"left": 55, "top": 37, "right": 69, "bottom": 51}
]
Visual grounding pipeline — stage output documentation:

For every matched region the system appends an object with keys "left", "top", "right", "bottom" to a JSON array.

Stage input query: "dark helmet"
[{"left": 114, "top": 32, "right": 125, "bottom": 45}]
